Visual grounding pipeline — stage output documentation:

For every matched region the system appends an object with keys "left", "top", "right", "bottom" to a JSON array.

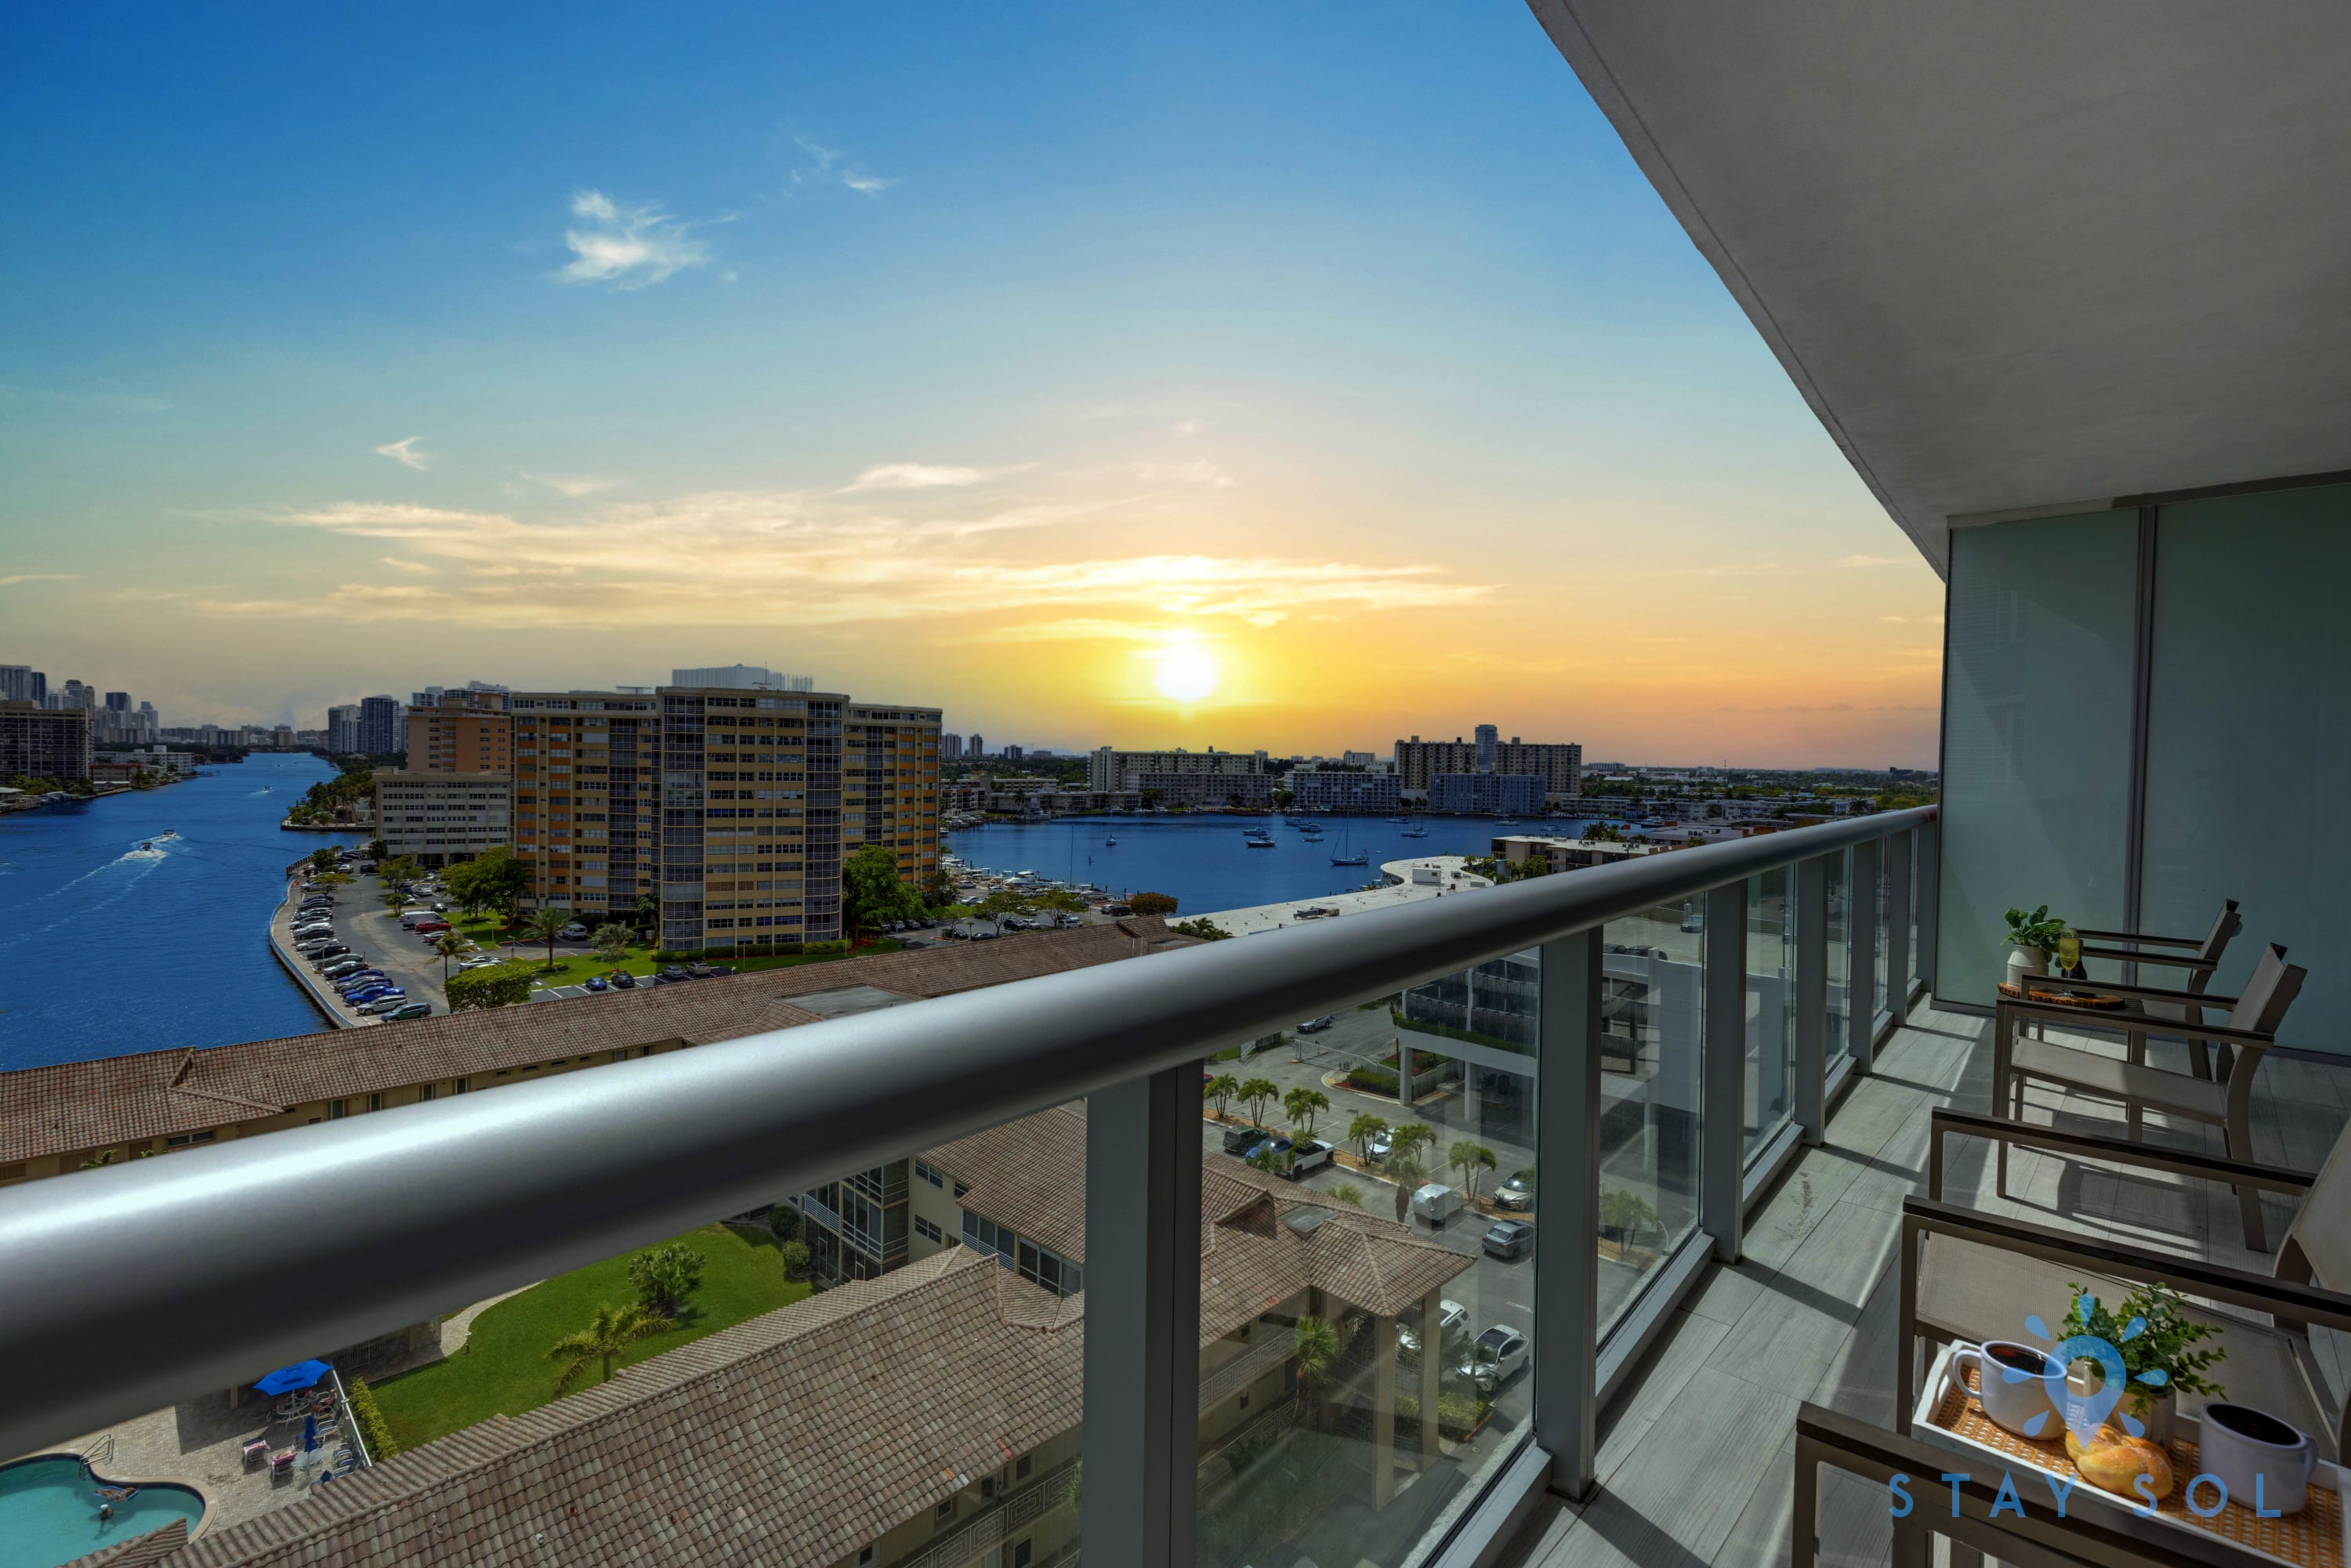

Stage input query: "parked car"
[
  {"left": 307, "top": 945, "right": 350, "bottom": 962},
  {"left": 379, "top": 1001, "right": 431, "bottom": 1021},
  {"left": 1396, "top": 1298, "right": 1469, "bottom": 1359},
  {"left": 1493, "top": 1169, "right": 1535, "bottom": 1210},
  {"left": 1284, "top": 1139, "right": 1335, "bottom": 1178},
  {"left": 1295, "top": 1015, "right": 1335, "bottom": 1034},
  {"left": 559, "top": 923, "right": 589, "bottom": 941},
  {"left": 357, "top": 994, "right": 412, "bottom": 1015},
  {"left": 585, "top": 974, "right": 608, "bottom": 992},
  {"left": 413, "top": 919, "right": 451, "bottom": 935},
  {"left": 1460, "top": 1326, "right": 1529, "bottom": 1393},
  {"left": 346, "top": 988, "right": 398, "bottom": 1006},
  {"left": 1482, "top": 1219, "right": 1535, "bottom": 1260},
  {"left": 398, "top": 911, "right": 427, "bottom": 929},
  {"left": 1222, "top": 1124, "right": 1275, "bottom": 1157},
  {"left": 1104, "top": 903, "right": 1132, "bottom": 917},
  {"left": 1366, "top": 1128, "right": 1395, "bottom": 1162},
  {"left": 685, "top": 963, "right": 718, "bottom": 979},
  {"left": 704, "top": 964, "right": 734, "bottom": 976},
  {"left": 657, "top": 966, "right": 691, "bottom": 983},
  {"left": 1411, "top": 1183, "right": 1464, "bottom": 1226},
  {"left": 970, "top": 930, "right": 1000, "bottom": 942},
  {"left": 609, "top": 970, "right": 637, "bottom": 990},
  {"left": 334, "top": 973, "right": 388, "bottom": 993}
]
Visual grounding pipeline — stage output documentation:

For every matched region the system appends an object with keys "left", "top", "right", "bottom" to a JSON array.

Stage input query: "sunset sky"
[{"left": 1, "top": 3, "right": 1943, "bottom": 766}]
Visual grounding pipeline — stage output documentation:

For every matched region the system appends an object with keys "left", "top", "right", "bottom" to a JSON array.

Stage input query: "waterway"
[
  {"left": 944, "top": 813, "right": 1613, "bottom": 916},
  {"left": 0, "top": 753, "right": 360, "bottom": 1070}
]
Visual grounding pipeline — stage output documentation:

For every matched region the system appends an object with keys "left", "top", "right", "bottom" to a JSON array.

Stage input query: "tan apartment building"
[
  {"left": 1395, "top": 733, "right": 1583, "bottom": 799},
  {"left": 1086, "top": 744, "right": 1269, "bottom": 792},
  {"left": 507, "top": 688, "right": 661, "bottom": 922},
  {"left": 0, "top": 699, "right": 92, "bottom": 781},
  {"left": 403, "top": 688, "right": 513, "bottom": 773},
  {"left": 374, "top": 770, "right": 513, "bottom": 868}
]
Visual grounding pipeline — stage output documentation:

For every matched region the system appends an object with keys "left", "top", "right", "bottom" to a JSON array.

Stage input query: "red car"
[{"left": 413, "top": 919, "right": 452, "bottom": 935}]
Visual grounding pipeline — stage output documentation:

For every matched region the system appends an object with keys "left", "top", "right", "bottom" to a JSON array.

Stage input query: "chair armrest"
[
  {"left": 2074, "top": 944, "right": 2217, "bottom": 973},
  {"left": 2073, "top": 928, "right": 2205, "bottom": 948},
  {"left": 1995, "top": 994, "right": 2277, "bottom": 1046},
  {"left": 1925, "top": 1108, "right": 2313, "bottom": 1202},
  {"left": 1901, "top": 1196, "right": 2351, "bottom": 1333}
]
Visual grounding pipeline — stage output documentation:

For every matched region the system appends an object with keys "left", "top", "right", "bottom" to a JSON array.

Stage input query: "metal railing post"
[
  {"left": 1914, "top": 819, "right": 1939, "bottom": 996},
  {"left": 1534, "top": 929, "right": 1602, "bottom": 1501},
  {"left": 1700, "top": 881, "right": 1746, "bottom": 1261},
  {"left": 1082, "top": 1066, "right": 1201, "bottom": 1567},
  {"left": 1846, "top": 838, "right": 1880, "bottom": 1073},
  {"left": 1886, "top": 830, "right": 1913, "bottom": 1023},
  {"left": 1795, "top": 855, "right": 1829, "bottom": 1145}
]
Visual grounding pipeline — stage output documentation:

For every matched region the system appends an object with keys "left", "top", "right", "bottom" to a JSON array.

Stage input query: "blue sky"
[{"left": 0, "top": 4, "right": 1944, "bottom": 764}]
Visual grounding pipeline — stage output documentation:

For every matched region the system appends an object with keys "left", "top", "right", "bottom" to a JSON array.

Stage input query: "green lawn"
[
  {"left": 370, "top": 1221, "right": 811, "bottom": 1451},
  {"left": 445, "top": 912, "right": 907, "bottom": 988}
]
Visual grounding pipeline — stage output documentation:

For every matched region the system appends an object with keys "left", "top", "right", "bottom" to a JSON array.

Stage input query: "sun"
[{"left": 1152, "top": 646, "right": 1220, "bottom": 704}]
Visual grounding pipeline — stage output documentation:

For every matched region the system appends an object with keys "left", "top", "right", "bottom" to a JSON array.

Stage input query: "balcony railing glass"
[
  {"left": 1744, "top": 867, "right": 1796, "bottom": 1161},
  {"left": 1597, "top": 903, "right": 1702, "bottom": 1336}
]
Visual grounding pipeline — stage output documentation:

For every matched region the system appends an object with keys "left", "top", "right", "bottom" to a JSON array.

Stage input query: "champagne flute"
[{"left": 2056, "top": 925, "right": 2081, "bottom": 977}]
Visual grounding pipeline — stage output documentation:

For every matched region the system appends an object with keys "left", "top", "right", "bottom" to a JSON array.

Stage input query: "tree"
[
  {"left": 1270, "top": 788, "right": 1295, "bottom": 811},
  {"left": 1389, "top": 1121, "right": 1436, "bottom": 1166},
  {"left": 524, "top": 906, "right": 570, "bottom": 969},
  {"left": 448, "top": 846, "right": 531, "bottom": 923},
  {"left": 308, "top": 847, "right": 337, "bottom": 874},
  {"left": 975, "top": 889, "right": 1034, "bottom": 935},
  {"left": 1293, "top": 1315, "right": 1341, "bottom": 1425},
  {"left": 377, "top": 855, "right": 422, "bottom": 886},
  {"left": 1449, "top": 1140, "right": 1498, "bottom": 1200},
  {"left": 1205, "top": 1073, "right": 1241, "bottom": 1118},
  {"left": 778, "top": 1240, "right": 812, "bottom": 1281},
  {"left": 1139, "top": 788, "right": 1164, "bottom": 809},
  {"left": 1128, "top": 891, "right": 1179, "bottom": 917},
  {"left": 918, "top": 867, "right": 957, "bottom": 908},
  {"left": 842, "top": 842, "right": 924, "bottom": 936},
  {"left": 633, "top": 892, "right": 661, "bottom": 929},
  {"left": 433, "top": 927, "right": 473, "bottom": 980},
  {"left": 1237, "top": 1077, "right": 1279, "bottom": 1127},
  {"left": 592, "top": 922, "right": 631, "bottom": 961},
  {"left": 1248, "top": 1142, "right": 1286, "bottom": 1177},
  {"left": 1386, "top": 1152, "right": 1429, "bottom": 1223},
  {"left": 384, "top": 889, "right": 411, "bottom": 921},
  {"left": 1580, "top": 821, "right": 1623, "bottom": 846},
  {"left": 546, "top": 1302, "right": 672, "bottom": 1392},
  {"left": 1347, "top": 1112, "right": 1390, "bottom": 1165},
  {"left": 1283, "top": 1085, "right": 1331, "bottom": 1139},
  {"left": 446, "top": 961, "right": 535, "bottom": 1011},
  {"left": 627, "top": 1241, "right": 706, "bottom": 1318},
  {"left": 1030, "top": 888, "right": 1087, "bottom": 918},
  {"left": 365, "top": 838, "right": 389, "bottom": 860},
  {"left": 1169, "top": 918, "right": 1231, "bottom": 941},
  {"left": 1329, "top": 1182, "right": 1364, "bottom": 1209}
]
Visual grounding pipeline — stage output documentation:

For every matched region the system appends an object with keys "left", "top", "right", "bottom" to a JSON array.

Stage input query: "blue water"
[
  {"left": 0, "top": 1455, "right": 206, "bottom": 1568},
  {"left": 0, "top": 753, "right": 360, "bottom": 1070},
  {"left": 944, "top": 814, "right": 1610, "bottom": 915}
]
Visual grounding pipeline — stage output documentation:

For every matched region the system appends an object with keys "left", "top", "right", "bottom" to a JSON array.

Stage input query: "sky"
[{"left": 0, "top": 3, "right": 1945, "bottom": 767}]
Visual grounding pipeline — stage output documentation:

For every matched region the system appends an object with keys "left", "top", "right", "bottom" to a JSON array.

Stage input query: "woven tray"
[
  {"left": 1998, "top": 980, "right": 2131, "bottom": 1010},
  {"left": 1929, "top": 1362, "right": 2343, "bottom": 1567}
]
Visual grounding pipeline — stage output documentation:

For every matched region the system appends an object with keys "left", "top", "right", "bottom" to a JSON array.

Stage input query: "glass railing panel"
[
  {"left": 1825, "top": 849, "right": 1851, "bottom": 1066},
  {"left": 1597, "top": 902, "right": 1702, "bottom": 1336},
  {"left": 1198, "top": 973, "right": 1534, "bottom": 1566},
  {"left": 1744, "top": 867, "right": 1795, "bottom": 1161},
  {"left": 1872, "top": 844, "right": 1892, "bottom": 1023}
]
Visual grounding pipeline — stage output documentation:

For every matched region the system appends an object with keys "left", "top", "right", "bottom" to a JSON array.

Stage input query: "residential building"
[
  {"left": 1281, "top": 767, "right": 1401, "bottom": 814},
  {"left": 1429, "top": 771, "right": 1544, "bottom": 815},
  {"left": 668, "top": 664, "right": 813, "bottom": 691},
  {"left": 0, "top": 700, "right": 91, "bottom": 781},
  {"left": 404, "top": 688, "right": 513, "bottom": 773},
  {"left": 326, "top": 703, "right": 360, "bottom": 753},
  {"left": 1491, "top": 834, "right": 1665, "bottom": 872},
  {"left": 1002, "top": 742, "right": 1024, "bottom": 762},
  {"left": 374, "top": 771, "right": 513, "bottom": 868},
  {"left": 1129, "top": 769, "right": 1273, "bottom": 809},
  {"left": 940, "top": 730, "right": 962, "bottom": 762},
  {"left": 0, "top": 665, "right": 31, "bottom": 704},
  {"left": 1342, "top": 749, "right": 1377, "bottom": 767},
  {"left": 965, "top": 732, "right": 984, "bottom": 758},
  {"left": 1393, "top": 732, "right": 1583, "bottom": 799},
  {"left": 408, "top": 680, "right": 508, "bottom": 708},
  {"left": 356, "top": 695, "right": 403, "bottom": 755},
  {"left": 1087, "top": 744, "right": 1270, "bottom": 792},
  {"left": 508, "top": 688, "right": 662, "bottom": 921},
  {"left": 940, "top": 782, "right": 1142, "bottom": 817}
]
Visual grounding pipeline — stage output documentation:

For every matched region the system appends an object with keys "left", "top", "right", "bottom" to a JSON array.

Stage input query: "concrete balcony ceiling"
[{"left": 1531, "top": 1, "right": 2351, "bottom": 573}]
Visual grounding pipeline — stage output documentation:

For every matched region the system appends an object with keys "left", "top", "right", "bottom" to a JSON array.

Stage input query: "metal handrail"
[{"left": 0, "top": 806, "right": 1932, "bottom": 1459}]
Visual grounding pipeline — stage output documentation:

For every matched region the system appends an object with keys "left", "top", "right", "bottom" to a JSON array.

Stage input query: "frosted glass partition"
[
  {"left": 2142, "top": 483, "right": 2351, "bottom": 1056},
  {"left": 1939, "top": 512, "right": 2138, "bottom": 1004}
]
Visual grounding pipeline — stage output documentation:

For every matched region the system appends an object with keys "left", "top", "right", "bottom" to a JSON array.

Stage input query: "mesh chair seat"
[{"left": 2012, "top": 1037, "right": 2229, "bottom": 1121}]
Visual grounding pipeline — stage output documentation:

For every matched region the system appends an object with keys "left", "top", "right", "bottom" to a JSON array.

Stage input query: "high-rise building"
[
  {"left": 1342, "top": 749, "right": 1377, "bottom": 768},
  {"left": 374, "top": 772, "right": 515, "bottom": 869},
  {"left": 410, "top": 680, "right": 508, "bottom": 708},
  {"left": 1087, "top": 745, "right": 1270, "bottom": 792},
  {"left": 0, "top": 701, "right": 92, "bottom": 782},
  {"left": 327, "top": 704, "right": 360, "bottom": 754},
  {"left": 357, "top": 695, "right": 403, "bottom": 756},
  {"left": 1475, "top": 722, "right": 1498, "bottom": 773},
  {"left": 0, "top": 666, "right": 31, "bottom": 704},
  {"left": 1001, "top": 744, "right": 1025, "bottom": 762},
  {"left": 405, "top": 689, "right": 513, "bottom": 773},
  {"left": 27, "top": 671, "right": 47, "bottom": 707},
  {"left": 940, "top": 732, "right": 962, "bottom": 762},
  {"left": 668, "top": 664, "right": 814, "bottom": 692},
  {"left": 966, "top": 733, "right": 984, "bottom": 759},
  {"left": 508, "top": 690, "right": 662, "bottom": 920},
  {"left": 1430, "top": 772, "right": 1544, "bottom": 815},
  {"left": 1394, "top": 732, "right": 1582, "bottom": 801}
]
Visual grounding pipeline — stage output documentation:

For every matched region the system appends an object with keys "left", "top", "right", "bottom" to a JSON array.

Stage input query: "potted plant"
[
  {"left": 2058, "top": 1280, "right": 2226, "bottom": 1446},
  {"left": 2002, "top": 904, "right": 2067, "bottom": 988}
]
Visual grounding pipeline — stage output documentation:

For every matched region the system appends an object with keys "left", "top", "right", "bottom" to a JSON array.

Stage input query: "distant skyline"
[{"left": 1, "top": 4, "right": 1943, "bottom": 767}]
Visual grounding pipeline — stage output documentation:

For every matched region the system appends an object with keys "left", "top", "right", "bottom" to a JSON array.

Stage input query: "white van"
[{"left": 1411, "top": 1183, "right": 1464, "bottom": 1226}]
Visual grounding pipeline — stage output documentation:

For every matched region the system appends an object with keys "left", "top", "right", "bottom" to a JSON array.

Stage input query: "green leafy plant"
[
  {"left": 344, "top": 1374, "right": 400, "bottom": 1460},
  {"left": 2058, "top": 1281, "right": 2226, "bottom": 1418},
  {"left": 1169, "top": 916, "right": 1232, "bottom": 941},
  {"left": 778, "top": 1239, "right": 812, "bottom": 1282},
  {"left": 626, "top": 1241, "right": 705, "bottom": 1319},
  {"left": 1237, "top": 1077, "right": 1280, "bottom": 1126},
  {"left": 2003, "top": 904, "right": 2067, "bottom": 953},
  {"left": 545, "top": 1302, "right": 672, "bottom": 1392}
]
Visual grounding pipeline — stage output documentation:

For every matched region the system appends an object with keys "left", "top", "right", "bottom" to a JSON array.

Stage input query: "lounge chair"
[
  {"left": 1991, "top": 942, "right": 2305, "bottom": 1248},
  {"left": 270, "top": 1448, "right": 296, "bottom": 1481},
  {"left": 1900, "top": 1106, "right": 2351, "bottom": 1465},
  {"left": 2076, "top": 898, "right": 2242, "bottom": 1079},
  {"left": 241, "top": 1437, "right": 270, "bottom": 1470}
]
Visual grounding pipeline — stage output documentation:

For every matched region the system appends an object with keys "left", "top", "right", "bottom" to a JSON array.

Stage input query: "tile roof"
[
  {"left": 1, "top": 921, "right": 1182, "bottom": 1165},
  {"left": 112, "top": 1248, "right": 1082, "bottom": 1568}
]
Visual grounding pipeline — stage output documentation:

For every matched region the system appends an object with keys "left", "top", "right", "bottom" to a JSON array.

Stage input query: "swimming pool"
[{"left": 0, "top": 1455, "right": 205, "bottom": 1568}]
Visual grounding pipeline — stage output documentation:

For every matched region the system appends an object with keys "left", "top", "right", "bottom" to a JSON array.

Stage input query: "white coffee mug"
[
  {"left": 2199, "top": 1403, "right": 2313, "bottom": 1516},
  {"left": 1953, "top": 1340, "right": 2059, "bottom": 1440}
]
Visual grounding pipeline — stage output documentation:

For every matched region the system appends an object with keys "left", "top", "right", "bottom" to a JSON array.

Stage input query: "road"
[{"left": 285, "top": 874, "right": 599, "bottom": 1018}]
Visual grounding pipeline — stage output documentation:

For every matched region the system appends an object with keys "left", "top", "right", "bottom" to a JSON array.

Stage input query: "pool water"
[{"left": 0, "top": 1455, "right": 205, "bottom": 1567}]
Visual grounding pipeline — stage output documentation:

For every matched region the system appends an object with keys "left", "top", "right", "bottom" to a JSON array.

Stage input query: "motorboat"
[
  {"left": 1246, "top": 837, "right": 1277, "bottom": 849},
  {"left": 1401, "top": 827, "right": 1428, "bottom": 838}
]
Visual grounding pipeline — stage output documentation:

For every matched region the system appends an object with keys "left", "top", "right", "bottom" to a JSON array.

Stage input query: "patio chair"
[
  {"left": 1991, "top": 942, "right": 2304, "bottom": 1249},
  {"left": 2075, "top": 898, "right": 2242, "bottom": 1079},
  {"left": 241, "top": 1438, "right": 270, "bottom": 1470},
  {"left": 1900, "top": 1106, "right": 2351, "bottom": 1466},
  {"left": 270, "top": 1448, "right": 296, "bottom": 1482}
]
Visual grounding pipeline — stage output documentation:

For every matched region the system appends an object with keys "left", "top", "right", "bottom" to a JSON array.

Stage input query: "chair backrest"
[
  {"left": 2190, "top": 900, "right": 2244, "bottom": 994},
  {"left": 2279, "top": 1115, "right": 2351, "bottom": 1294},
  {"left": 2226, "top": 943, "right": 2305, "bottom": 1035}
]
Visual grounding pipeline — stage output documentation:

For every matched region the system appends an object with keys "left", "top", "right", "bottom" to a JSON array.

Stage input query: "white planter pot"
[{"left": 2005, "top": 945, "right": 2049, "bottom": 987}]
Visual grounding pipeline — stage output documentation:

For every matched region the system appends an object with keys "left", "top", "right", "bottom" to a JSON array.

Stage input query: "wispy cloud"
[
  {"left": 788, "top": 133, "right": 897, "bottom": 197},
  {"left": 379, "top": 556, "right": 435, "bottom": 574},
  {"left": 0, "top": 573, "right": 78, "bottom": 588},
  {"left": 843, "top": 462, "right": 987, "bottom": 493},
  {"left": 375, "top": 436, "right": 430, "bottom": 471},
  {"left": 523, "top": 472, "right": 620, "bottom": 498},
  {"left": 556, "top": 190, "right": 711, "bottom": 288}
]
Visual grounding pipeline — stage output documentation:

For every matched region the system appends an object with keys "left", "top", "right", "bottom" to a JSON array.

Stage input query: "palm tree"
[
  {"left": 592, "top": 922, "right": 631, "bottom": 963},
  {"left": 1292, "top": 1314, "right": 1341, "bottom": 1427},
  {"left": 1448, "top": 1140, "right": 1498, "bottom": 1201},
  {"left": 1389, "top": 1121, "right": 1436, "bottom": 1168},
  {"left": 1237, "top": 1077, "right": 1280, "bottom": 1128},
  {"left": 523, "top": 906, "right": 568, "bottom": 971},
  {"left": 1204, "top": 1073, "right": 1240, "bottom": 1119},
  {"left": 1329, "top": 1182, "right": 1364, "bottom": 1209},
  {"left": 546, "top": 1302, "right": 673, "bottom": 1392},
  {"left": 384, "top": 889, "right": 411, "bottom": 922},
  {"left": 1347, "top": 1111, "right": 1390, "bottom": 1165},
  {"left": 1283, "top": 1086, "right": 1331, "bottom": 1139},
  {"left": 433, "top": 927, "right": 473, "bottom": 980},
  {"left": 1386, "top": 1152, "right": 1429, "bottom": 1224}
]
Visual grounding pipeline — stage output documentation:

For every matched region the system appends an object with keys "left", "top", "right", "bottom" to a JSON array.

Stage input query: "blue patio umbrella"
[
  {"left": 255, "top": 1360, "right": 331, "bottom": 1396},
  {"left": 302, "top": 1414, "right": 318, "bottom": 1453}
]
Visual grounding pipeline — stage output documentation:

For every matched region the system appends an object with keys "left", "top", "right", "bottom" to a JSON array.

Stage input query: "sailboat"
[{"left": 1328, "top": 820, "right": 1368, "bottom": 866}]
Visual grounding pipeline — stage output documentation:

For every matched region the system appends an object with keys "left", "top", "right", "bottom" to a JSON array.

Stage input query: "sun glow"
[{"left": 1151, "top": 645, "right": 1220, "bottom": 704}]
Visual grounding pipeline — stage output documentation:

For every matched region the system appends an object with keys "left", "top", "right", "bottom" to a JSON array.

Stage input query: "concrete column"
[
  {"left": 1372, "top": 1312, "right": 1398, "bottom": 1510},
  {"left": 1396, "top": 1036, "right": 1414, "bottom": 1110},
  {"left": 1418, "top": 1288, "right": 1443, "bottom": 1468}
]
